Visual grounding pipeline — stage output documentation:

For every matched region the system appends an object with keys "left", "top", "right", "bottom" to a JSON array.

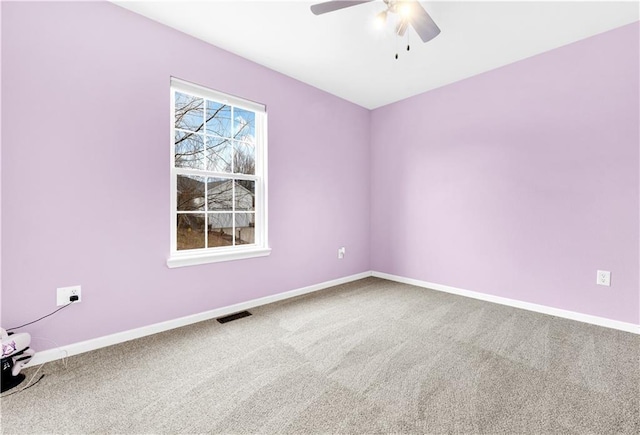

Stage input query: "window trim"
[{"left": 167, "top": 77, "right": 270, "bottom": 268}]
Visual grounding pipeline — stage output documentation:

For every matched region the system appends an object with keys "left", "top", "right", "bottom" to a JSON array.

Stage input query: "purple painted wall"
[
  {"left": 1, "top": 2, "right": 638, "bottom": 355},
  {"left": 371, "top": 22, "right": 640, "bottom": 324},
  {"left": 1, "top": 2, "right": 371, "bottom": 349}
]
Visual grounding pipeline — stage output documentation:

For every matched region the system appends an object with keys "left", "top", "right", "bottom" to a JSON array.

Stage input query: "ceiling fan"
[{"left": 310, "top": 0, "right": 441, "bottom": 44}]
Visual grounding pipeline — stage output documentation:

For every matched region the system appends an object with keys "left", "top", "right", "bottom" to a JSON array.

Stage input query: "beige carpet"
[{"left": 1, "top": 277, "right": 639, "bottom": 434}]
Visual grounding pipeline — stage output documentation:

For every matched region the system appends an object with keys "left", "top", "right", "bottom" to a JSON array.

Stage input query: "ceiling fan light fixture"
[{"left": 398, "top": 2, "right": 412, "bottom": 18}]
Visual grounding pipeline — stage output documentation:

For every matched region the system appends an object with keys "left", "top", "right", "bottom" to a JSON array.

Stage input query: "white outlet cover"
[
  {"left": 338, "top": 247, "right": 345, "bottom": 259},
  {"left": 57, "top": 285, "right": 82, "bottom": 306},
  {"left": 596, "top": 270, "right": 611, "bottom": 287}
]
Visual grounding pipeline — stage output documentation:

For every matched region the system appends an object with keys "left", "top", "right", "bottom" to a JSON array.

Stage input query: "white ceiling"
[{"left": 114, "top": 1, "right": 639, "bottom": 109}]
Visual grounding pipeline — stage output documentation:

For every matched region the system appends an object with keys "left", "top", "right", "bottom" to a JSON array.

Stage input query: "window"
[{"left": 167, "top": 78, "right": 269, "bottom": 268}]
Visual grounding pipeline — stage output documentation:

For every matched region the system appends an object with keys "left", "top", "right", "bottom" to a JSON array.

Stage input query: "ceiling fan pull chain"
[{"left": 407, "top": 30, "right": 410, "bottom": 51}]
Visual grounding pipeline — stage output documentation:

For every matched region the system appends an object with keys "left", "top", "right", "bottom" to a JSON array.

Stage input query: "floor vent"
[{"left": 216, "top": 311, "right": 252, "bottom": 324}]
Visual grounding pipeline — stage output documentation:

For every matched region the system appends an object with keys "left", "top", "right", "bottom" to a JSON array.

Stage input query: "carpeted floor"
[{"left": 1, "top": 277, "right": 639, "bottom": 434}]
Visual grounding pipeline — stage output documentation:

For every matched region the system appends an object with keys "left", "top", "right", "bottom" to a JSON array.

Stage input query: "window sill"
[{"left": 167, "top": 247, "right": 271, "bottom": 268}]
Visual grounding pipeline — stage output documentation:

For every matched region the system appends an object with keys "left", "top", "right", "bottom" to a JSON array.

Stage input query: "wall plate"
[{"left": 57, "top": 285, "right": 81, "bottom": 306}]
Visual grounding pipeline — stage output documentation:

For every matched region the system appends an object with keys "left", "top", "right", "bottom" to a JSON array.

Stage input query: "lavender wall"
[
  {"left": 2, "top": 2, "right": 638, "bottom": 356},
  {"left": 1, "top": 2, "right": 371, "bottom": 349},
  {"left": 371, "top": 22, "right": 640, "bottom": 324}
]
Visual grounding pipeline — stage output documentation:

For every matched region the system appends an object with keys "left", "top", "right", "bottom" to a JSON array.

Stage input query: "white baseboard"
[
  {"left": 372, "top": 271, "right": 640, "bottom": 334},
  {"left": 28, "top": 271, "right": 373, "bottom": 366},
  {"left": 30, "top": 269, "right": 637, "bottom": 366}
]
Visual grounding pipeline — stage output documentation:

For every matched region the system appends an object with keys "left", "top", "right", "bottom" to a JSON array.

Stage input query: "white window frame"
[{"left": 167, "top": 78, "right": 270, "bottom": 268}]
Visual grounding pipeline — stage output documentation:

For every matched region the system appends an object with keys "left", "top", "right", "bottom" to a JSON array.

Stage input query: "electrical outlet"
[
  {"left": 57, "top": 285, "right": 82, "bottom": 306},
  {"left": 338, "top": 247, "right": 346, "bottom": 259},
  {"left": 596, "top": 270, "right": 611, "bottom": 287}
]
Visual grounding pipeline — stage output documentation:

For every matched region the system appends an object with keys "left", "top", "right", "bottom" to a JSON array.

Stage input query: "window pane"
[
  {"left": 205, "top": 137, "right": 232, "bottom": 173},
  {"left": 206, "top": 101, "right": 231, "bottom": 138},
  {"left": 233, "top": 141, "right": 255, "bottom": 175},
  {"left": 207, "top": 178, "right": 233, "bottom": 211},
  {"left": 177, "top": 214, "right": 205, "bottom": 250},
  {"left": 235, "top": 180, "right": 255, "bottom": 211},
  {"left": 233, "top": 108, "right": 255, "bottom": 144},
  {"left": 177, "top": 176, "right": 205, "bottom": 211},
  {"left": 175, "top": 131, "right": 204, "bottom": 169},
  {"left": 175, "top": 92, "right": 204, "bottom": 132},
  {"left": 208, "top": 213, "right": 233, "bottom": 248},
  {"left": 171, "top": 81, "right": 266, "bottom": 257},
  {"left": 235, "top": 213, "right": 255, "bottom": 245}
]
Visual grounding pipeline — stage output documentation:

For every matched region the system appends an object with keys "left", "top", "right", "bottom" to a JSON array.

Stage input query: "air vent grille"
[{"left": 216, "top": 311, "right": 252, "bottom": 324}]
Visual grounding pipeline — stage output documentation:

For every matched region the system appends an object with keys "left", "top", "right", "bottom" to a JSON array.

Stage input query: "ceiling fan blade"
[
  {"left": 409, "top": 2, "right": 441, "bottom": 43},
  {"left": 310, "top": 1, "right": 374, "bottom": 16}
]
